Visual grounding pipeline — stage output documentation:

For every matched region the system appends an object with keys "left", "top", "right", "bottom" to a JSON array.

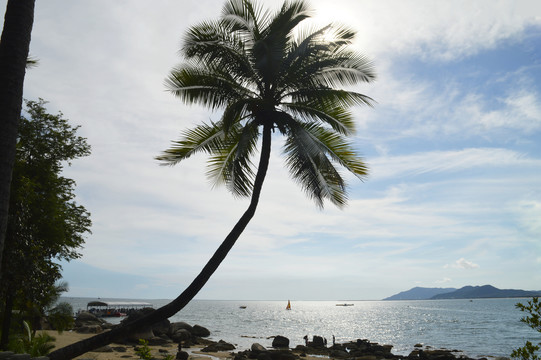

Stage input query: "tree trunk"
[
  {"left": 0, "top": 0, "right": 35, "bottom": 280},
  {"left": 0, "top": 288, "right": 14, "bottom": 349},
  {"left": 48, "top": 125, "right": 273, "bottom": 360}
]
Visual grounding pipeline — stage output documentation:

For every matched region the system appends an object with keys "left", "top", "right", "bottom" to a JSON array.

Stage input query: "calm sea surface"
[{"left": 62, "top": 297, "right": 541, "bottom": 358}]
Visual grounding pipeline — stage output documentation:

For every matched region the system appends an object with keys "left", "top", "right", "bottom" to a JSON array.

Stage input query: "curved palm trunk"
[
  {"left": 0, "top": 0, "right": 35, "bottom": 281},
  {"left": 48, "top": 125, "right": 273, "bottom": 360}
]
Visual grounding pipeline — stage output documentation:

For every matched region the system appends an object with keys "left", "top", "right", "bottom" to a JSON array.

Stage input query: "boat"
[
  {"left": 239, "top": 306, "right": 247, "bottom": 309},
  {"left": 336, "top": 303, "right": 354, "bottom": 306},
  {"left": 286, "top": 300, "right": 291, "bottom": 310},
  {"left": 86, "top": 301, "right": 153, "bottom": 318}
]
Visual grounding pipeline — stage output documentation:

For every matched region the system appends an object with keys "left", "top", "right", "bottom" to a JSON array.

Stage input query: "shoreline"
[
  {"left": 40, "top": 330, "right": 223, "bottom": 360},
  {"left": 39, "top": 329, "right": 506, "bottom": 360}
]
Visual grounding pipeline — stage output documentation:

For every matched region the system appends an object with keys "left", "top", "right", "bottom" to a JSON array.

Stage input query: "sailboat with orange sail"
[{"left": 286, "top": 300, "right": 291, "bottom": 310}]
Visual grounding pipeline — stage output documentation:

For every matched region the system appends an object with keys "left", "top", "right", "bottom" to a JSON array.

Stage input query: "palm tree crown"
[{"left": 157, "top": 0, "right": 376, "bottom": 208}]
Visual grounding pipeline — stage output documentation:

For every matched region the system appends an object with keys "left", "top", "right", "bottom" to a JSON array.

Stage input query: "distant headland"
[{"left": 383, "top": 284, "right": 541, "bottom": 300}]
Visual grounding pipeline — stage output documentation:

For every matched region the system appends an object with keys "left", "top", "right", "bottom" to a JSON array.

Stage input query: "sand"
[{"left": 38, "top": 330, "right": 230, "bottom": 360}]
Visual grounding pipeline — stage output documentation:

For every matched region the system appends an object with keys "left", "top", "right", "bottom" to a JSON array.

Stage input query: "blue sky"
[{"left": 5, "top": 0, "right": 541, "bottom": 300}]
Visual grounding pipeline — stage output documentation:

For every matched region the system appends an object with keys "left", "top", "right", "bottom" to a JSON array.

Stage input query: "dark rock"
[
  {"left": 201, "top": 340, "right": 236, "bottom": 352},
  {"left": 112, "top": 346, "right": 128, "bottom": 352},
  {"left": 148, "top": 336, "right": 173, "bottom": 346},
  {"left": 329, "top": 349, "right": 350, "bottom": 358},
  {"left": 152, "top": 318, "right": 171, "bottom": 337},
  {"left": 311, "top": 336, "right": 325, "bottom": 348},
  {"left": 272, "top": 336, "right": 290, "bottom": 348},
  {"left": 192, "top": 324, "right": 211, "bottom": 337},
  {"left": 171, "top": 328, "right": 192, "bottom": 343},
  {"left": 268, "top": 350, "right": 297, "bottom": 360},
  {"left": 251, "top": 343, "right": 267, "bottom": 353},
  {"left": 169, "top": 322, "right": 194, "bottom": 336},
  {"left": 257, "top": 353, "right": 273, "bottom": 360},
  {"left": 176, "top": 350, "right": 189, "bottom": 360},
  {"left": 75, "top": 311, "right": 104, "bottom": 326},
  {"left": 76, "top": 325, "right": 103, "bottom": 334}
]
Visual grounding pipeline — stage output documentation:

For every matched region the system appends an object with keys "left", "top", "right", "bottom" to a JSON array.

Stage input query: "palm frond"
[
  {"left": 283, "top": 123, "right": 347, "bottom": 208},
  {"left": 282, "top": 121, "right": 368, "bottom": 208},
  {"left": 165, "top": 64, "right": 257, "bottom": 109},
  {"left": 222, "top": 0, "right": 271, "bottom": 39},
  {"left": 156, "top": 122, "right": 228, "bottom": 165},
  {"left": 207, "top": 122, "right": 260, "bottom": 197}
]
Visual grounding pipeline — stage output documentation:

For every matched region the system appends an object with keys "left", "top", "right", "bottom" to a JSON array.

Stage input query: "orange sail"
[{"left": 286, "top": 300, "right": 291, "bottom": 310}]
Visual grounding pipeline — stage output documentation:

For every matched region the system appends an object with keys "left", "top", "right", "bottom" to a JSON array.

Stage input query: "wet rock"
[
  {"left": 169, "top": 322, "right": 193, "bottom": 335},
  {"left": 171, "top": 328, "right": 192, "bottom": 343},
  {"left": 192, "top": 324, "right": 211, "bottom": 337},
  {"left": 176, "top": 350, "right": 189, "bottom": 360},
  {"left": 329, "top": 349, "right": 350, "bottom": 358},
  {"left": 251, "top": 343, "right": 267, "bottom": 353},
  {"left": 311, "top": 336, "right": 325, "bottom": 348},
  {"left": 201, "top": 340, "right": 236, "bottom": 352},
  {"left": 272, "top": 336, "right": 290, "bottom": 348}
]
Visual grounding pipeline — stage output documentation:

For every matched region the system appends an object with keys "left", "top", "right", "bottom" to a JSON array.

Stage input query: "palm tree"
[
  {"left": 47, "top": 1, "right": 375, "bottom": 359},
  {"left": 0, "top": 0, "right": 35, "bottom": 286}
]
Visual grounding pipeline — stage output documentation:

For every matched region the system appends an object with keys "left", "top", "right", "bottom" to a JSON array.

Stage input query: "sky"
[{"left": 3, "top": 0, "right": 541, "bottom": 300}]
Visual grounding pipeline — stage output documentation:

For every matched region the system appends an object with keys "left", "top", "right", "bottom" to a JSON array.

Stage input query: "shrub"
[{"left": 512, "top": 297, "right": 540, "bottom": 360}]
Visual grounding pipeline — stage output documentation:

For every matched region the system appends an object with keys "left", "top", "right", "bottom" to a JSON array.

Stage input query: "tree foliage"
[
  {"left": 0, "top": 99, "right": 91, "bottom": 348},
  {"left": 158, "top": 0, "right": 375, "bottom": 208},
  {"left": 512, "top": 297, "right": 541, "bottom": 360}
]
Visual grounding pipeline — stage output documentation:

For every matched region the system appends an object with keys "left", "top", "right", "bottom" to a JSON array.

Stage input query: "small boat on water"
[
  {"left": 86, "top": 301, "right": 153, "bottom": 318},
  {"left": 336, "top": 303, "right": 354, "bottom": 306},
  {"left": 239, "top": 306, "right": 247, "bottom": 309},
  {"left": 286, "top": 300, "right": 291, "bottom": 310}
]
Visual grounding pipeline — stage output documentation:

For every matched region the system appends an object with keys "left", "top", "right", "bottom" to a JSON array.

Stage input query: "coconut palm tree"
[{"left": 47, "top": 1, "right": 375, "bottom": 359}]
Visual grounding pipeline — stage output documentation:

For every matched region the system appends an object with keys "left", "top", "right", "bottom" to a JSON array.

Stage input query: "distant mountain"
[
  {"left": 430, "top": 285, "right": 541, "bottom": 299},
  {"left": 383, "top": 287, "right": 457, "bottom": 300}
]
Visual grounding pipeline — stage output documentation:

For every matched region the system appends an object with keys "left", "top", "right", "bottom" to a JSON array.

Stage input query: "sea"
[{"left": 61, "top": 297, "right": 541, "bottom": 359}]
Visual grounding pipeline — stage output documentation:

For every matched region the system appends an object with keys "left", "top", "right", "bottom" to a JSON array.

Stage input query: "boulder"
[
  {"left": 311, "top": 336, "right": 325, "bottom": 348},
  {"left": 271, "top": 336, "right": 290, "bottom": 348},
  {"left": 268, "top": 350, "right": 297, "bottom": 360},
  {"left": 120, "top": 308, "right": 157, "bottom": 341},
  {"left": 329, "top": 349, "right": 350, "bottom": 358},
  {"left": 169, "top": 322, "right": 194, "bottom": 336},
  {"left": 251, "top": 343, "right": 267, "bottom": 353},
  {"left": 176, "top": 351, "right": 189, "bottom": 360},
  {"left": 75, "top": 325, "right": 103, "bottom": 334},
  {"left": 148, "top": 336, "right": 173, "bottom": 346},
  {"left": 257, "top": 353, "right": 273, "bottom": 360},
  {"left": 192, "top": 324, "right": 211, "bottom": 337},
  {"left": 201, "top": 340, "right": 236, "bottom": 352},
  {"left": 171, "top": 329, "right": 192, "bottom": 343},
  {"left": 75, "top": 311, "right": 103, "bottom": 325}
]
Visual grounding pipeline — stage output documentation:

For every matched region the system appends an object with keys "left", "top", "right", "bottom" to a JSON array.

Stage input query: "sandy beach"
[{"left": 39, "top": 330, "right": 231, "bottom": 360}]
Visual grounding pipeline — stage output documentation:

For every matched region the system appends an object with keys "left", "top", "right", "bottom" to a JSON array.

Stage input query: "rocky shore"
[{"left": 65, "top": 310, "right": 510, "bottom": 360}]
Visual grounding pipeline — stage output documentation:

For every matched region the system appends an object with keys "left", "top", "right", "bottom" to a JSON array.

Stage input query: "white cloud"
[
  {"left": 447, "top": 258, "right": 480, "bottom": 269},
  {"left": 311, "top": 0, "right": 541, "bottom": 61},
  {"left": 370, "top": 148, "right": 538, "bottom": 180}
]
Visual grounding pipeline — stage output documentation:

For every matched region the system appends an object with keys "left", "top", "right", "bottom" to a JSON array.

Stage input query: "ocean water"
[{"left": 62, "top": 297, "right": 541, "bottom": 358}]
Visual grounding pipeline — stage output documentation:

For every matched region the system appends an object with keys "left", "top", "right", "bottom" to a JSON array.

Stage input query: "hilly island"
[{"left": 384, "top": 285, "right": 541, "bottom": 300}]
